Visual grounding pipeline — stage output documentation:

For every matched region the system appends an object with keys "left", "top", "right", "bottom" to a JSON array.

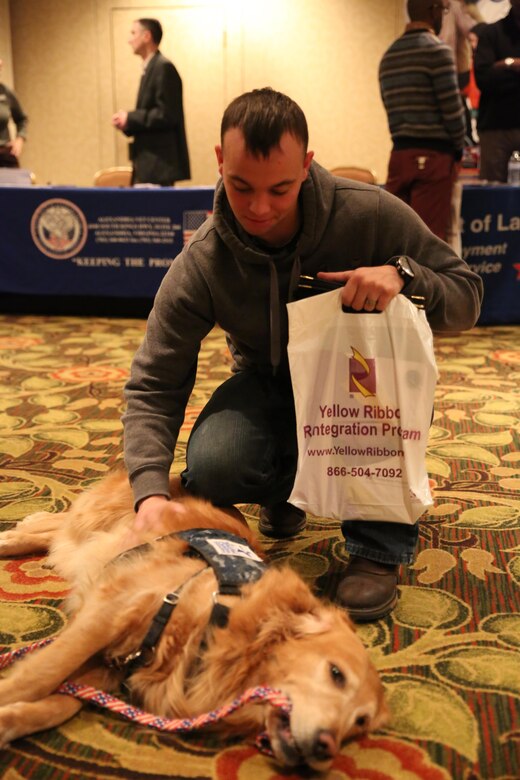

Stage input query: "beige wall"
[
  {"left": 8, "top": 0, "right": 404, "bottom": 186},
  {"left": 0, "top": 0, "right": 13, "bottom": 85}
]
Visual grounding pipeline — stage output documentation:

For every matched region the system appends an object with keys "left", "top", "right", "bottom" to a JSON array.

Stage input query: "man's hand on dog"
[{"left": 130, "top": 495, "right": 171, "bottom": 541}]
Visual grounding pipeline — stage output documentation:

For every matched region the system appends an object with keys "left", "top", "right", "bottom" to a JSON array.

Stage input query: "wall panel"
[
  {"left": 9, "top": 0, "right": 99, "bottom": 185},
  {"left": 8, "top": 0, "right": 404, "bottom": 186},
  {"left": 109, "top": 4, "right": 226, "bottom": 184},
  {"left": 0, "top": 0, "right": 13, "bottom": 86},
  {"left": 238, "top": 0, "right": 401, "bottom": 177}
]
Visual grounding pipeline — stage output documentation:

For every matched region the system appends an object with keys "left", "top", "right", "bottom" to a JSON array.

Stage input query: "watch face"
[{"left": 397, "top": 256, "right": 413, "bottom": 276}]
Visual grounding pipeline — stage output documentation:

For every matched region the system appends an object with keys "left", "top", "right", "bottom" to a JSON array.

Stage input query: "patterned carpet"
[{"left": 0, "top": 315, "right": 519, "bottom": 780}]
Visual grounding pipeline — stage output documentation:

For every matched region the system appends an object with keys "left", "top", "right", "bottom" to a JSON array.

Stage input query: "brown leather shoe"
[
  {"left": 258, "top": 502, "right": 306, "bottom": 539},
  {"left": 336, "top": 555, "right": 399, "bottom": 622}
]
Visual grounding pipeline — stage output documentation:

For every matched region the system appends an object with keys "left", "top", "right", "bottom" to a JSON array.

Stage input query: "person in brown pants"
[{"left": 379, "top": 0, "right": 465, "bottom": 241}]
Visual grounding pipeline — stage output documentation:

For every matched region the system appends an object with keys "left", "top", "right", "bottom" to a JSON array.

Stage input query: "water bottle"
[{"left": 507, "top": 151, "right": 520, "bottom": 185}]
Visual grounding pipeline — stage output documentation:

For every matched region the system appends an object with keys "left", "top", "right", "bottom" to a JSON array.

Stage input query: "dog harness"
[
  {"left": 0, "top": 528, "right": 292, "bottom": 756},
  {"left": 177, "top": 528, "right": 266, "bottom": 593},
  {"left": 116, "top": 528, "right": 267, "bottom": 674},
  {"left": 0, "top": 532, "right": 294, "bottom": 758}
]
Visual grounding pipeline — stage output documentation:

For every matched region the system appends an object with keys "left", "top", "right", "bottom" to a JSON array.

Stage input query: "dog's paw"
[
  {"left": 0, "top": 534, "right": 19, "bottom": 557},
  {"left": 21, "top": 512, "right": 51, "bottom": 523},
  {"left": 0, "top": 703, "right": 23, "bottom": 747},
  {"left": 0, "top": 512, "right": 54, "bottom": 557},
  {"left": 0, "top": 535, "right": 29, "bottom": 558}
]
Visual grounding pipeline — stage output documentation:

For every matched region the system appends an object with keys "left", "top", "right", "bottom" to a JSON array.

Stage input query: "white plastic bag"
[{"left": 287, "top": 291, "right": 438, "bottom": 524}]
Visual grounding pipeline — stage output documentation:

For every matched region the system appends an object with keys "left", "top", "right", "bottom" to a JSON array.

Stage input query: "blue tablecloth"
[
  {"left": 0, "top": 184, "right": 518, "bottom": 324},
  {"left": 0, "top": 186, "right": 214, "bottom": 300},
  {"left": 461, "top": 184, "right": 520, "bottom": 325}
]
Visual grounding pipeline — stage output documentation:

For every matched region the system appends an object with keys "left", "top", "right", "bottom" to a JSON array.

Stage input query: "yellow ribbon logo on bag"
[{"left": 349, "top": 347, "right": 376, "bottom": 397}]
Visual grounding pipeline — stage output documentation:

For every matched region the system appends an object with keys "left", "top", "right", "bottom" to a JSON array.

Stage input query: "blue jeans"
[{"left": 182, "top": 370, "right": 418, "bottom": 565}]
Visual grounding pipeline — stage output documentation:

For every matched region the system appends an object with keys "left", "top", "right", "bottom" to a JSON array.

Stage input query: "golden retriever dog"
[{"left": 0, "top": 470, "right": 387, "bottom": 772}]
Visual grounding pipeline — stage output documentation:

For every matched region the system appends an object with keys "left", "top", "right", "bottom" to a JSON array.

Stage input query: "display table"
[
  {"left": 0, "top": 184, "right": 518, "bottom": 324},
  {"left": 0, "top": 185, "right": 214, "bottom": 316},
  {"left": 461, "top": 184, "right": 520, "bottom": 326}
]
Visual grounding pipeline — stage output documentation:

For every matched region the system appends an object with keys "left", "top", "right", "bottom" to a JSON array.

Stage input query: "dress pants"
[{"left": 385, "top": 148, "right": 459, "bottom": 242}]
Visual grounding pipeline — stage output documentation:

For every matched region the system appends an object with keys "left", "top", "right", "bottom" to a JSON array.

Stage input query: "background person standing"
[
  {"left": 440, "top": 0, "right": 482, "bottom": 145},
  {"left": 474, "top": 0, "right": 520, "bottom": 182},
  {"left": 379, "top": 0, "right": 465, "bottom": 241},
  {"left": 0, "top": 58, "right": 28, "bottom": 168},
  {"left": 112, "top": 18, "right": 190, "bottom": 186}
]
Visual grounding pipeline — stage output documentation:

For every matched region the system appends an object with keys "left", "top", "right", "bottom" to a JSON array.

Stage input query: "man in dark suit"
[{"left": 112, "top": 18, "right": 190, "bottom": 186}]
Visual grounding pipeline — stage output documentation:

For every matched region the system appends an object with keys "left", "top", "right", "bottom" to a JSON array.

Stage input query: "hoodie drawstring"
[
  {"left": 268, "top": 260, "right": 280, "bottom": 375},
  {"left": 288, "top": 256, "right": 301, "bottom": 303},
  {"left": 268, "top": 256, "right": 301, "bottom": 375}
]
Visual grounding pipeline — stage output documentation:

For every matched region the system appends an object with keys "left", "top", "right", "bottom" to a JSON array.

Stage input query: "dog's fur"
[{"left": 0, "top": 470, "right": 387, "bottom": 771}]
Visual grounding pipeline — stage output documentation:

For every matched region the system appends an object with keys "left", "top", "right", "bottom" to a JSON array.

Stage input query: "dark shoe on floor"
[
  {"left": 258, "top": 502, "right": 306, "bottom": 539},
  {"left": 336, "top": 555, "right": 399, "bottom": 622}
]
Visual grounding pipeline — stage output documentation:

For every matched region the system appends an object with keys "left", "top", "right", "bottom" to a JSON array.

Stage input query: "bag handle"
[{"left": 297, "top": 275, "right": 425, "bottom": 310}]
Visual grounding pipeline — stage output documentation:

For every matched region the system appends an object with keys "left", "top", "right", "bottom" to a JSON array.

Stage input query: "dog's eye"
[
  {"left": 329, "top": 663, "right": 346, "bottom": 688},
  {"left": 355, "top": 714, "right": 368, "bottom": 729}
]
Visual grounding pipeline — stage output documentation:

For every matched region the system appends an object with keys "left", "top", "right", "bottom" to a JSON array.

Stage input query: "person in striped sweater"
[{"left": 379, "top": 0, "right": 465, "bottom": 241}]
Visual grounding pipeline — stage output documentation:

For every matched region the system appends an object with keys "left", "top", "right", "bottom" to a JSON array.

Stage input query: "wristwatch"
[
  {"left": 386, "top": 256, "right": 415, "bottom": 287},
  {"left": 505, "top": 57, "right": 515, "bottom": 67}
]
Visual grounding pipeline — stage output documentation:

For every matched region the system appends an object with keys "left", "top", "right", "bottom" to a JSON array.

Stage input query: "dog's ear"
[
  {"left": 291, "top": 604, "right": 358, "bottom": 637},
  {"left": 234, "top": 568, "right": 323, "bottom": 646},
  {"left": 337, "top": 606, "right": 357, "bottom": 631},
  {"left": 291, "top": 608, "right": 335, "bottom": 636}
]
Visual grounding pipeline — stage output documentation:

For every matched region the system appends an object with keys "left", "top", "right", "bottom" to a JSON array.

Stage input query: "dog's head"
[
  {"left": 264, "top": 608, "right": 387, "bottom": 771},
  {"left": 238, "top": 569, "right": 388, "bottom": 772}
]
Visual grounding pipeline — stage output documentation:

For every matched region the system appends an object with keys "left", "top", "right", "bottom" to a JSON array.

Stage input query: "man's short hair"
[
  {"left": 407, "top": 0, "right": 431, "bottom": 21},
  {"left": 138, "top": 18, "right": 163, "bottom": 45},
  {"left": 221, "top": 88, "right": 309, "bottom": 157}
]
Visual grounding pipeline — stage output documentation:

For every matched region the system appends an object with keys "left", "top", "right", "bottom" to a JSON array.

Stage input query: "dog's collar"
[{"left": 111, "top": 529, "right": 266, "bottom": 675}]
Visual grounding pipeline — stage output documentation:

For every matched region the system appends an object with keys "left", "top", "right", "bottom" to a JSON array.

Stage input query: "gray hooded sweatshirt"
[{"left": 123, "top": 161, "right": 483, "bottom": 506}]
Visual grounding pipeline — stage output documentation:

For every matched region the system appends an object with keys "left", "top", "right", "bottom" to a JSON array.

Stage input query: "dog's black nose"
[{"left": 312, "top": 729, "right": 337, "bottom": 761}]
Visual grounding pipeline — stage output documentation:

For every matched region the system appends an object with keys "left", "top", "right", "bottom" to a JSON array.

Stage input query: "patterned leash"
[{"left": 0, "top": 640, "right": 291, "bottom": 755}]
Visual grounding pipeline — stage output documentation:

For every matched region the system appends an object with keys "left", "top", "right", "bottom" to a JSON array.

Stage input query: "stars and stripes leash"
[{"left": 0, "top": 639, "right": 291, "bottom": 755}]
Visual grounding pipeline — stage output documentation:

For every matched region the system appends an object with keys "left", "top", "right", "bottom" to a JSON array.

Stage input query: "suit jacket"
[{"left": 125, "top": 51, "right": 190, "bottom": 185}]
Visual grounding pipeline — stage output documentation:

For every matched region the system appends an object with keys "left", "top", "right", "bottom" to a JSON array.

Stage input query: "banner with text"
[
  {"left": 0, "top": 186, "right": 214, "bottom": 299},
  {"left": 461, "top": 185, "right": 520, "bottom": 325}
]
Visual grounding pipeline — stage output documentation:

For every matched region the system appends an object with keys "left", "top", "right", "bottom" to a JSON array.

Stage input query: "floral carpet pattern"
[{"left": 0, "top": 315, "right": 519, "bottom": 780}]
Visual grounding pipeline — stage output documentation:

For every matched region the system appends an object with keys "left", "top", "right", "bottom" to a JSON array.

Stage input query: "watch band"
[{"left": 386, "top": 256, "right": 414, "bottom": 287}]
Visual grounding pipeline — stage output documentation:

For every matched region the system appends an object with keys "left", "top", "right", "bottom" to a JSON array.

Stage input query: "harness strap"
[
  {"left": 116, "top": 565, "right": 210, "bottom": 676},
  {"left": 208, "top": 601, "right": 231, "bottom": 628},
  {"left": 143, "top": 593, "right": 179, "bottom": 645}
]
